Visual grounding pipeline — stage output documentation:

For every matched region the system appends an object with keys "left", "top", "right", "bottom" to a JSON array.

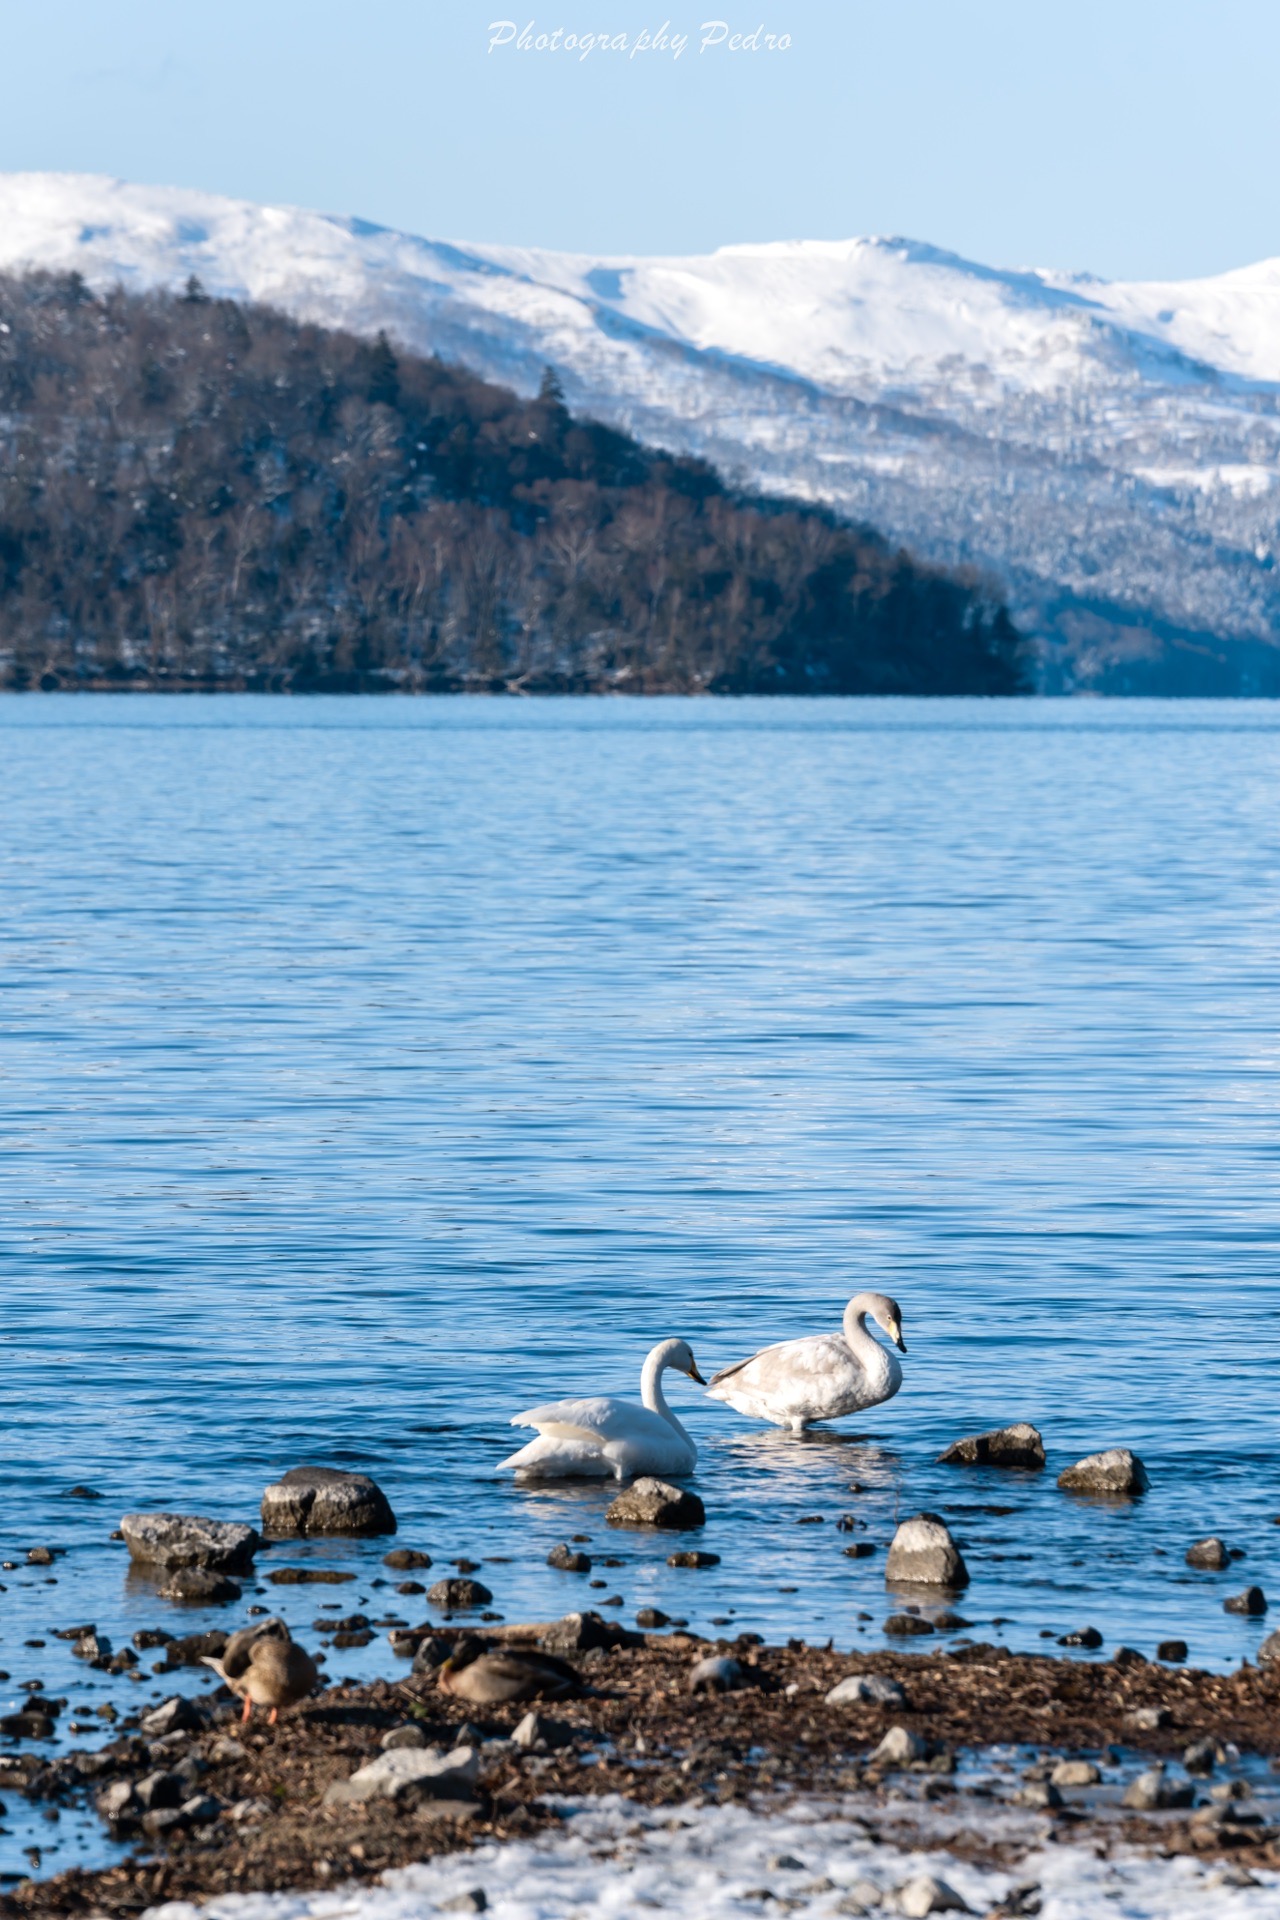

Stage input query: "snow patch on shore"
[{"left": 148, "top": 1793, "right": 1280, "bottom": 1920}]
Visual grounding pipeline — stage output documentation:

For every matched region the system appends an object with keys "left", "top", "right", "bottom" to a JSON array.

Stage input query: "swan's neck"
[
  {"left": 843, "top": 1300, "right": 900, "bottom": 1387},
  {"left": 641, "top": 1348, "right": 692, "bottom": 1448}
]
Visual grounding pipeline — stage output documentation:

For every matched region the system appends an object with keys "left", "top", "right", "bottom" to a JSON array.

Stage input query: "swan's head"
[
  {"left": 852, "top": 1292, "right": 907, "bottom": 1353},
  {"left": 660, "top": 1338, "right": 706, "bottom": 1385}
]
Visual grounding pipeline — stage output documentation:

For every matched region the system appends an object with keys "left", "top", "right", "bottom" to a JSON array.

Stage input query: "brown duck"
[
  {"left": 201, "top": 1617, "right": 318, "bottom": 1725},
  {"left": 437, "top": 1641, "right": 580, "bottom": 1706}
]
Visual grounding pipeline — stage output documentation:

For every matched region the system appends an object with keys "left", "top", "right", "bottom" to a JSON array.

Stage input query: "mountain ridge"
[{"left": 1, "top": 171, "right": 1278, "bottom": 691}]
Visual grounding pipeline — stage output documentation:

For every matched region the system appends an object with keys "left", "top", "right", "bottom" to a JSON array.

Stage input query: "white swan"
[
  {"left": 706, "top": 1292, "right": 906, "bottom": 1434},
  {"left": 499, "top": 1339, "right": 705, "bottom": 1481}
]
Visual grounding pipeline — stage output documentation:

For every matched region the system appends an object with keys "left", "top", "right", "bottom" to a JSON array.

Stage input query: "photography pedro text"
[{"left": 487, "top": 19, "right": 792, "bottom": 59}]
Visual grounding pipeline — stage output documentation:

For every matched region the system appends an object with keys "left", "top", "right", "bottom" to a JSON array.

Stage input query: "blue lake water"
[{"left": 2, "top": 694, "right": 1280, "bottom": 1874}]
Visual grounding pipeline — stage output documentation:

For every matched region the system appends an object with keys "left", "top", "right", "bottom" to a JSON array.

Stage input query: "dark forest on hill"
[{"left": 0, "top": 271, "right": 1028, "bottom": 694}]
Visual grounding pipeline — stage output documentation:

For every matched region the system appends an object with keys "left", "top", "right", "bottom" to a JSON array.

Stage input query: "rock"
[
  {"left": 182, "top": 1795, "right": 223, "bottom": 1825},
  {"left": 27, "top": 1546, "right": 55, "bottom": 1565},
  {"left": 381, "top": 1723, "right": 429, "bottom": 1751},
  {"left": 843, "top": 1543, "right": 877, "bottom": 1559},
  {"left": 884, "top": 1514, "right": 969, "bottom": 1589},
  {"left": 65, "top": 1486, "right": 104, "bottom": 1500},
  {"left": 260, "top": 1467, "right": 396, "bottom": 1537},
  {"left": 1051, "top": 1759, "right": 1101, "bottom": 1787},
  {"left": 885, "top": 1613, "right": 935, "bottom": 1636},
  {"left": 120, "top": 1513, "right": 259, "bottom": 1573},
  {"left": 897, "top": 1872, "right": 971, "bottom": 1915},
  {"left": 265, "top": 1567, "right": 356, "bottom": 1585},
  {"left": 1184, "top": 1739, "right": 1219, "bottom": 1775},
  {"left": 162, "top": 1629, "right": 229, "bottom": 1668},
  {"left": 383, "top": 1548, "right": 433, "bottom": 1569},
  {"left": 871, "top": 1725, "right": 927, "bottom": 1768},
  {"left": 540, "top": 1611, "right": 636, "bottom": 1654},
  {"left": 1056, "top": 1449, "right": 1148, "bottom": 1496},
  {"left": 636, "top": 1607, "right": 669, "bottom": 1628},
  {"left": 428, "top": 1577, "right": 493, "bottom": 1610},
  {"left": 0, "top": 1712, "right": 55, "bottom": 1740},
  {"left": 439, "top": 1895, "right": 487, "bottom": 1916},
  {"left": 1125, "top": 1706, "right": 1172, "bottom": 1731},
  {"left": 96, "top": 1780, "right": 139, "bottom": 1821},
  {"left": 1112, "top": 1646, "right": 1147, "bottom": 1668},
  {"left": 1014, "top": 1781, "right": 1062, "bottom": 1809},
  {"left": 142, "top": 1807, "right": 189, "bottom": 1839},
  {"left": 323, "top": 1744, "right": 480, "bottom": 1805},
  {"left": 141, "top": 1696, "right": 204, "bottom": 1737},
  {"left": 209, "top": 1736, "right": 247, "bottom": 1765},
  {"left": 688, "top": 1655, "right": 743, "bottom": 1693},
  {"left": 72, "top": 1631, "right": 111, "bottom": 1663},
  {"left": 546, "top": 1544, "right": 591, "bottom": 1572},
  {"left": 1123, "top": 1765, "right": 1195, "bottom": 1811},
  {"left": 667, "top": 1550, "right": 720, "bottom": 1568},
  {"left": 1225, "top": 1586, "right": 1267, "bottom": 1615},
  {"left": 1057, "top": 1626, "right": 1103, "bottom": 1648},
  {"left": 826, "top": 1673, "right": 908, "bottom": 1709},
  {"left": 1187, "top": 1537, "right": 1229, "bottom": 1571},
  {"left": 411, "top": 1635, "right": 454, "bottom": 1675},
  {"left": 1258, "top": 1629, "right": 1280, "bottom": 1665},
  {"left": 937, "top": 1423, "right": 1045, "bottom": 1470},
  {"left": 132, "top": 1628, "right": 172, "bottom": 1650},
  {"left": 512, "top": 1711, "right": 572, "bottom": 1750},
  {"left": 158, "top": 1568, "right": 242, "bottom": 1605},
  {"left": 135, "top": 1769, "right": 183, "bottom": 1811},
  {"left": 1157, "top": 1639, "right": 1189, "bottom": 1663},
  {"left": 606, "top": 1477, "right": 705, "bottom": 1531}
]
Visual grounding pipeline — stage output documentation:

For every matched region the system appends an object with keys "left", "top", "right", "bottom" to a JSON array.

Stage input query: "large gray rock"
[
  {"left": 937, "top": 1422, "right": 1045, "bottom": 1470},
  {"left": 605, "top": 1477, "right": 705, "bottom": 1531},
  {"left": 1056, "top": 1449, "right": 1148, "bottom": 1495},
  {"left": 825, "top": 1672, "right": 908, "bottom": 1708},
  {"left": 120, "top": 1513, "right": 259, "bottom": 1574},
  {"left": 261, "top": 1467, "right": 396, "bottom": 1537},
  {"left": 323, "top": 1744, "right": 479, "bottom": 1805},
  {"left": 884, "top": 1513, "right": 969, "bottom": 1589},
  {"left": 870, "top": 1725, "right": 927, "bottom": 1767},
  {"left": 540, "top": 1610, "right": 637, "bottom": 1653},
  {"left": 1186, "top": 1536, "right": 1229, "bottom": 1570},
  {"left": 428, "top": 1576, "right": 493, "bottom": 1610},
  {"left": 158, "top": 1568, "right": 242, "bottom": 1605},
  {"left": 897, "top": 1874, "right": 971, "bottom": 1916}
]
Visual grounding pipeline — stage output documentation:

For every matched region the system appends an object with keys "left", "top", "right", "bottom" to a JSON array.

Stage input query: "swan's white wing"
[
  {"left": 509, "top": 1395, "right": 653, "bottom": 1445},
  {"left": 710, "top": 1334, "right": 850, "bottom": 1393}
]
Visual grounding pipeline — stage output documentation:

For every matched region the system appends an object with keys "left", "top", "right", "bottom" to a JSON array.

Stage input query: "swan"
[
  {"left": 706, "top": 1292, "right": 906, "bottom": 1434},
  {"left": 499, "top": 1338, "right": 705, "bottom": 1481}
]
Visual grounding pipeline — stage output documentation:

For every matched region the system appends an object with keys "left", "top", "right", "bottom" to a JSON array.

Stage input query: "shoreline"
[{"left": 6, "top": 1625, "right": 1280, "bottom": 1916}]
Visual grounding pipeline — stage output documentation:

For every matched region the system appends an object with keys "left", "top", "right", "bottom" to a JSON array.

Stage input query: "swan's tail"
[{"left": 498, "top": 1433, "right": 614, "bottom": 1478}]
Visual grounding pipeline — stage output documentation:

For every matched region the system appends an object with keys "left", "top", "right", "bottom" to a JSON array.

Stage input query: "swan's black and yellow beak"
[
  {"left": 688, "top": 1361, "right": 707, "bottom": 1385},
  {"left": 890, "top": 1325, "right": 907, "bottom": 1354}
]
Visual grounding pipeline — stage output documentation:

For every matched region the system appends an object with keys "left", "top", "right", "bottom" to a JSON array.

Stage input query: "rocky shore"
[{"left": 5, "top": 1620, "right": 1280, "bottom": 1918}]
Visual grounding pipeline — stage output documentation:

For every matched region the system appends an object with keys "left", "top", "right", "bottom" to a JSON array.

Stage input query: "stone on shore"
[
  {"left": 688, "top": 1655, "right": 743, "bottom": 1693},
  {"left": 141, "top": 1696, "right": 206, "bottom": 1737},
  {"left": 606, "top": 1478, "right": 705, "bottom": 1531},
  {"left": 897, "top": 1876, "right": 971, "bottom": 1917},
  {"left": 937, "top": 1423, "right": 1045, "bottom": 1470},
  {"left": 158, "top": 1568, "right": 242, "bottom": 1605},
  {"left": 540, "top": 1610, "right": 637, "bottom": 1654},
  {"left": 1051, "top": 1759, "right": 1101, "bottom": 1787},
  {"left": 871, "top": 1725, "right": 927, "bottom": 1768},
  {"left": 1186, "top": 1537, "right": 1229, "bottom": 1570},
  {"left": 1258, "top": 1629, "right": 1280, "bottom": 1665},
  {"left": 1123, "top": 1764, "right": 1195, "bottom": 1811},
  {"left": 884, "top": 1514, "right": 969, "bottom": 1589},
  {"left": 261, "top": 1467, "right": 396, "bottom": 1537},
  {"left": 120, "top": 1514, "right": 260, "bottom": 1574},
  {"left": 323, "top": 1744, "right": 479, "bottom": 1806},
  {"left": 512, "top": 1710, "right": 572, "bottom": 1749},
  {"left": 825, "top": 1672, "right": 908, "bottom": 1708},
  {"left": 1056, "top": 1449, "right": 1148, "bottom": 1496},
  {"left": 1224, "top": 1585, "right": 1267, "bottom": 1615}
]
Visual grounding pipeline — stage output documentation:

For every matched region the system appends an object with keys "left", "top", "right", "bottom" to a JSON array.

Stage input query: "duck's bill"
[
  {"left": 688, "top": 1362, "right": 707, "bottom": 1385},
  {"left": 892, "top": 1329, "right": 907, "bottom": 1353}
]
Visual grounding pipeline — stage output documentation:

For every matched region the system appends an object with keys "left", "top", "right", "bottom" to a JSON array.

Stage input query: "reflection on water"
[{"left": 2, "top": 695, "right": 1280, "bottom": 1876}]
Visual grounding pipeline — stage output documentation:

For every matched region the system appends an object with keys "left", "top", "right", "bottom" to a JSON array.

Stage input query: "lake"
[{"left": 2, "top": 695, "right": 1279, "bottom": 1875}]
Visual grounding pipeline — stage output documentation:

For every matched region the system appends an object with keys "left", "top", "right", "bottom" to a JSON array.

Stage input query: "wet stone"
[
  {"left": 1225, "top": 1587, "right": 1267, "bottom": 1615},
  {"left": 158, "top": 1568, "right": 242, "bottom": 1605},
  {"left": 667, "top": 1550, "right": 720, "bottom": 1568},
  {"left": 885, "top": 1613, "right": 936, "bottom": 1636},
  {"left": 547, "top": 1544, "right": 591, "bottom": 1573},
  {"left": 121, "top": 1512, "right": 259, "bottom": 1573},
  {"left": 1187, "top": 1537, "right": 1230, "bottom": 1571},
  {"left": 1157, "top": 1639, "right": 1189, "bottom": 1663},
  {"left": 1056, "top": 1449, "right": 1148, "bottom": 1496},
  {"left": 428, "top": 1578, "right": 493, "bottom": 1611},
  {"left": 383, "top": 1548, "right": 433, "bottom": 1570},
  {"left": 937, "top": 1422, "right": 1046, "bottom": 1471},
  {"left": 885, "top": 1513, "right": 968, "bottom": 1588},
  {"left": 606, "top": 1478, "right": 706, "bottom": 1532},
  {"left": 1058, "top": 1626, "right": 1103, "bottom": 1648},
  {"left": 688, "top": 1655, "right": 743, "bottom": 1694},
  {"left": 261, "top": 1466, "right": 396, "bottom": 1537},
  {"left": 265, "top": 1566, "right": 356, "bottom": 1585},
  {"left": 843, "top": 1543, "right": 877, "bottom": 1559}
]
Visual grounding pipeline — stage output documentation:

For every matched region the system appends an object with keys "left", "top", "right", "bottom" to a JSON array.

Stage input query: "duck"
[
  {"left": 437, "top": 1641, "right": 582, "bottom": 1705},
  {"left": 200, "top": 1616, "right": 318, "bottom": 1725},
  {"left": 499, "top": 1338, "right": 705, "bottom": 1480},
  {"left": 705, "top": 1292, "right": 907, "bottom": 1434}
]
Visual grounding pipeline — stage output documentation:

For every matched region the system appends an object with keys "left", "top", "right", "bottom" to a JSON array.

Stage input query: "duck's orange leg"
[
  {"left": 241, "top": 1696, "right": 253, "bottom": 1725},
  {"left": 268, "top": 1707, "right": 280, "bottom": 1726}
]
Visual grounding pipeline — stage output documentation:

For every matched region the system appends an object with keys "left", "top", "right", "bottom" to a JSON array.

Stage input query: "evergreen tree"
[{"left": 367, "top": 330, "right": 400, "bottom": 408}]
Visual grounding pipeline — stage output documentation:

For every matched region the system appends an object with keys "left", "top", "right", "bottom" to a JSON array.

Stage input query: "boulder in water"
[{"left": 261, "top": 1467, "right": 396, "bottom": 1537}]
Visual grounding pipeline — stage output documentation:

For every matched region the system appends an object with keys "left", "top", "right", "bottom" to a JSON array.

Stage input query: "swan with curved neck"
[
  {"left": 706, "top": 1291, "right": 906, "bottom": 1434},
  {"left": 500, "top": 1337, "right": 705, "bottom": 1481}
]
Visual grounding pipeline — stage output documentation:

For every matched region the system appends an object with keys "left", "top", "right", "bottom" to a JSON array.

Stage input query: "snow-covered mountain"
[{"left": 2, "top": 171, "right": 1279, "bottom": 691}]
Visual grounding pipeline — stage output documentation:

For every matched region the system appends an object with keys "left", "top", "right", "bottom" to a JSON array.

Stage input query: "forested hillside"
[{"left": 0, "top": 271, "right": 1027, "bottom": 693}]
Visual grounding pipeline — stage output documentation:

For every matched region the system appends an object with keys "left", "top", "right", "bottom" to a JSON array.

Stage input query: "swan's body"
[
  {"left": 200, "top": 1617, "right": 318, "bottom": 1725},
  {"left": 706, "top": 1292, "right": 906, "bottom": 1434},
  {"left": 499, "top": 1338, "right": 705, "bottom": 1481}
]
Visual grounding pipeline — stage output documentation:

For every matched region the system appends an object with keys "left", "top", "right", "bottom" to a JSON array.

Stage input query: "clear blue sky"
[{"left": 0, "top": 0, "right": 1276, "bottom": 279}]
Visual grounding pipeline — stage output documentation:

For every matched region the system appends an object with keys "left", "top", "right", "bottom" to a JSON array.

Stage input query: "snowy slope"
[{"left": 1, "top": 171, "right": 1278, "bottom": 690}]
